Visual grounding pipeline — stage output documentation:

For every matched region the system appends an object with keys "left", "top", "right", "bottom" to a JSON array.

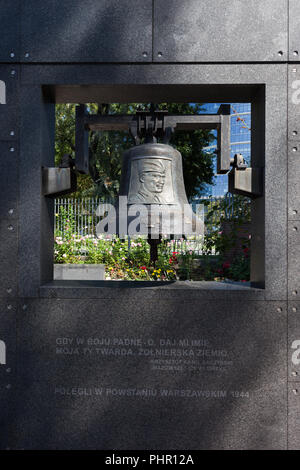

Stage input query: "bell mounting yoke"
[{"left": 75, "top": 103, "right": 231, "bottom": 175}]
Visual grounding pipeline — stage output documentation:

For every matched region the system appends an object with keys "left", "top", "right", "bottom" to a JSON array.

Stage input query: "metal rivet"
[
  {"left": 292, "top": 307, "right": 298, "bottom": 313},
  {"left": 8, "top": 209, "right": 14, "bottom": 215},
  {"left": 10, "top": 131, "right": 15, "bottom": 136},
  {"left": 292, "top": 147, "right": 298, "bottom": 152},
  {"left": 6, "top": 384, "right": 11, "bottom": 389},
  {"left": 293, "top": 68, "right": 297, "bottom": 73},
  {"left": 10, "top": 147, "right": 14, "bottom": 152},
  {"left": 294, "top": 51, "right": 299, "bottom": 56},
  {"left": 293, "top": 290, "right": 298, "bottom": 296},
  {"left": 293, "top": 131, "right": 298, "bottom": 136},
  {"left": 6, "top": 368, "right": 11, "bottom": 373},
  {"left": 293, "top": 226, "right": 298, "bottom": 231},
  {"left": 157, "top": 52, "right": 163, "bottom": 57},
  {"left": 277, "top": 307, "right": 282, "bottom": 313},
  {"left": 22, "top": 304, "right": 27, "bottom": 310},
  {"left": 292, "top": 371, "right": 298, "bottom": 376},
  {"left": 25, "top": 53, "right": 30, "bottom": 58},
  {"left": 7, "top": 225, "right": 13, "bottom": 231},
  {"left": 293, "top": 210, "right": 298, "bottom": 215},
  {"left": 10, "top": 70, "right": 16, "bottom": 76},
  {"left": 7, "top": 305, "right": 12, "bottom": 310},
  {"left": 142, "top": 51, "right": 148, "bottom": 57},
  {"left": 10, "top": 52, "right": 14, "bottom": 58},
  {"left": 293, "top": 389, "right": 298, "bottom": 395},
  {"left": 278, "top": 51, "right": 283, "bottom": 56}
]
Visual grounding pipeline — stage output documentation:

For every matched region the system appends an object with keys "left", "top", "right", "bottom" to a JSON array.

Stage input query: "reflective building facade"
[{"left": 201, "top": 103, "right": 251, "bottom": 196}]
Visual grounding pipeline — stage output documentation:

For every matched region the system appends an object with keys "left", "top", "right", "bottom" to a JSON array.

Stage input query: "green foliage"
[
  {"left": 226, "top": 254, "right": 250, "bottom": 282},
  {"left": 202, "top": 195, "right": 250, "bottom": 252},
  {"left": 55, "top": 103, "right": 76, "bottom": 163},
  {"left": 54, "top": 196, "right": 252, "bottom": 282},
  {"left": 165, "top": 103, "right": 215, "bottom": 199},
  {"left": 201, "top": 195, "right": 251, "bottom": 281},
  {"left": 55, "top": 104, "right": 96, "bottom": 197},
  {"left": 54, "top": 206, "right": 177, "bottom": 280}
]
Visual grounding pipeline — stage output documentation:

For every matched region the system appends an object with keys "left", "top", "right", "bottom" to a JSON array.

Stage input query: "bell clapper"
[{"left": 148, "top": 235, "right": 162, "bottom": 266}]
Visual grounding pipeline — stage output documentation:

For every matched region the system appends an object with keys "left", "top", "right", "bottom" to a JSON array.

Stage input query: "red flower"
[
  {"left": 243, "top": 247, "right": 249, "bottom": 253},
  {"left": 222, "top": 262, "right": 230, "bottom": 270},
  {"left": 140, "top": 266, "right": 147, "bottom": 270}
]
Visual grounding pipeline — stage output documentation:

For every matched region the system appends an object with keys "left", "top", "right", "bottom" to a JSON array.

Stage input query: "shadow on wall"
[
  {"left": 10, "top": 296, "right": 286, "bottom": 450},
  {"left": 21, "top": 1, "right": 152, "bottom": 63}
]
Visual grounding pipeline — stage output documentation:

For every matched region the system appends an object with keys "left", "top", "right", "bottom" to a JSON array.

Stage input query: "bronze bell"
[
  {"left": 78, "top": 104, "right": 234, "bottom": 262},
  {"left": 117, "top": 143, "right": 203, "bottom": 260}
]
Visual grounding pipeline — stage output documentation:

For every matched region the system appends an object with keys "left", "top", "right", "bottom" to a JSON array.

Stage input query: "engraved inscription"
[
  {"left": 55, "top": 336, "right": 232, "bottom": 373},
  {"left": 52, "top": 336, "right": 251, "bottom": 401},
  {"left": 53, "top": 387, "right": 250, "bottom": 400}
]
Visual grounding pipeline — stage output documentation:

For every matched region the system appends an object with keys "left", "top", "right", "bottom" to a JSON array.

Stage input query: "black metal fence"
[{"left": 54, "top": 193, "right": 250, "bottom": 255}]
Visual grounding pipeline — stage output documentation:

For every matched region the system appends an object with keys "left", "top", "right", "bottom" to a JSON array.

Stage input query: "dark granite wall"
[{"left": 0, "top": 0, "right": 299, "bottom": 449}]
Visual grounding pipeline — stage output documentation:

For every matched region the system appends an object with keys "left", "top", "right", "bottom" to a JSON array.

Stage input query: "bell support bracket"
[
  {"left": 228, "top": 153, "right": 263, "bottom": 199},
  {"left": 42, "top": 167, "right": 77, "bottom": 197},
  {"left": 42, "top": 154, "right": 77, "bottom": 197}
]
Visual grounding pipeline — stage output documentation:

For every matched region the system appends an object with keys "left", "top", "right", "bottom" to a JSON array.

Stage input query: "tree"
[
  {"left": 165, "top": 103, "right": 215, "bottom": 199},
  {"left": 55, "top": 103, "right": 215, "bottom": 199}
]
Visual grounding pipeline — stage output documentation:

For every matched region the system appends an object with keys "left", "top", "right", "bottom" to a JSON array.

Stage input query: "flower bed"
[{"left": 54, "top": 202, "right": 251, "bottom": 282}]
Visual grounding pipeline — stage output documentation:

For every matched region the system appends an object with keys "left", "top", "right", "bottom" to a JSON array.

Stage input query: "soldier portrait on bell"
[{"left": 128, "top": 157, "right": 174, "bottom": 204}]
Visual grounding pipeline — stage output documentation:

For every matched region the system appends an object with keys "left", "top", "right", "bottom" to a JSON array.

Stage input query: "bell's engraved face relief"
[
  {"left": 128, "top": 157, "right": 174, "bottom": 204},
  {"left": 138, "top": 159, "right": 166, "bottom": 202},
  {"left": 140, "top": 171, "right": 165, "bottom": 192}
]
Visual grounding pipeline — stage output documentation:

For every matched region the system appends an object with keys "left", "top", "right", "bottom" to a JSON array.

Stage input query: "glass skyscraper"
[{"left": 200, "top": 103, "right": 251, "bottom": 196}]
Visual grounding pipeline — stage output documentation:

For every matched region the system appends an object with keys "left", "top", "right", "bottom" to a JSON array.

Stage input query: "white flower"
[{"left": 62, "top": 253, "right": 67, "bottom": 258}]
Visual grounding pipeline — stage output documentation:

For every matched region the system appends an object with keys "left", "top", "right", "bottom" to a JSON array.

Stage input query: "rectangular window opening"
[{"left": 48, "top": 97, "right": 261, "bottom": 291}]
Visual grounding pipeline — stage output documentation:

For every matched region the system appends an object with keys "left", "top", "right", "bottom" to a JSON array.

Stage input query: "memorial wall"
[{"left": 0, "top": 0, "right": 299, "bottom": 450}]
